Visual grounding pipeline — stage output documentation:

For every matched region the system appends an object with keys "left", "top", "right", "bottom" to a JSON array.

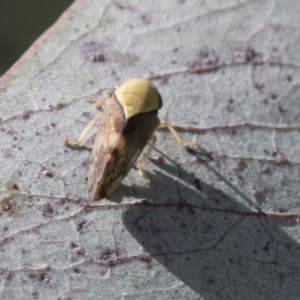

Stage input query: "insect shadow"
[
  {"left": 107, "top": 144, "right": 200, "bottom": 203},
  {"left": 122, "top": 147, "right": 300, "bottom": 299}
]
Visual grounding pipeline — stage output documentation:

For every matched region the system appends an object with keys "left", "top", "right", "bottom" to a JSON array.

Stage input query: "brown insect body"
[{"left": 88, "top": 83, "right": 162, "bottom": 200}]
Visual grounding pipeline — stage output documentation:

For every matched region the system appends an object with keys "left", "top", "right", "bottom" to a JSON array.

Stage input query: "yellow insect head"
[{"left": 114, "top": 78, "right": 163, "bottom": 119}]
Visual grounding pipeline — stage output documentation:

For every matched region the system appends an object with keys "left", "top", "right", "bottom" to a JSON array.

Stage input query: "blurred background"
[{"left": 0, "top": 0, "right": 73, "bottom": 76}]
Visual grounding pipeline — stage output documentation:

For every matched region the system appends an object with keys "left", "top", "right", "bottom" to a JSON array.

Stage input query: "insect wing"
[
  {"left": 87, "top": 96, "right": 125, "bottom": 200},
  {"left": 88, "top": 100, "right": 159, "bottom": 200},
  {"left": 101, "top": 111, "right": 159, "bottom": 199}
]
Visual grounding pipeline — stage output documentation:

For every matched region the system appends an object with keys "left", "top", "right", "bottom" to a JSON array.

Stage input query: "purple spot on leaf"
[{"left": 140, "top": 13, "right": 151, "bottom": 25}]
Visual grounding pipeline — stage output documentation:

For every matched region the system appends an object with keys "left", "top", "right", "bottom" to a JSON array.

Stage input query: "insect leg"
[
  {"left": 158, "top": 123, "right": 198, "bottom": 148},
  {"left": 86, "top": 90, "right": 113, "bottom": 109},
  {"left": 137, "top": 134, "right": 157, "bottom": 178},
  {"left": 62, "top": 113, "right": 103, "bottom": 147},
  {"left": 62, "top": 90, "right": 113, "bottom": 147}
]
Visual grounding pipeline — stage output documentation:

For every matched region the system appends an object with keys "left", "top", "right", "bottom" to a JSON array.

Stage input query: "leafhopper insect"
[
  {"left": 63, "top": 78, "right": 195, "bottom": 200},
  {"left": 63, "top": 78, "right": 163, "bottom": 200}
]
